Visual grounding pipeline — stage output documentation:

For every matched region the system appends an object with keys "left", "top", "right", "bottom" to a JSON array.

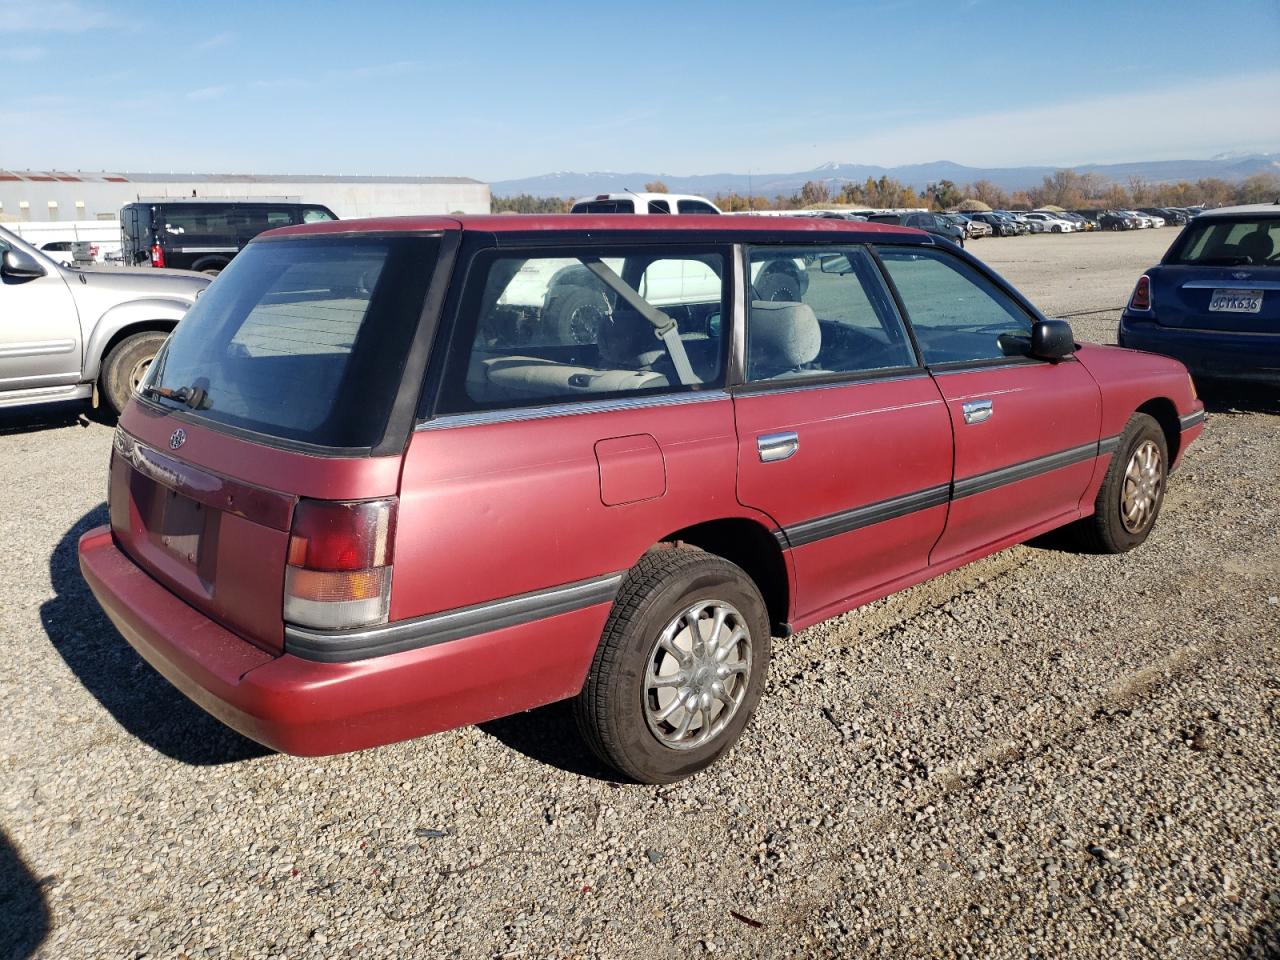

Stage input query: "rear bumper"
[
  {"left": 1119, "top": 316, "right": 1280, "bottom": 385},
  {"left": 78, "top": 527, "right": 610, "bottom": 756}
]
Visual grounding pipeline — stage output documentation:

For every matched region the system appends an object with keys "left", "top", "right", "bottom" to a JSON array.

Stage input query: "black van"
[{"left": 120, "top": 200, "right": 338, "bottom": 274}]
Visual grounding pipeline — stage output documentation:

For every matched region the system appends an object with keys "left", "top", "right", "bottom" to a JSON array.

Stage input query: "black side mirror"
[
  {"left": 1030, "top": 318, "right": 1075, "bottom": 360},
  {"left": 1, "top": 248, "right": 46, "bottom": 279}
]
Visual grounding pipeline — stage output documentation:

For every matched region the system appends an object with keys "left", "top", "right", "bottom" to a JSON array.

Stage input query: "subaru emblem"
[{"left": 169, "top": 429, "right": 187, "bottom": 450}]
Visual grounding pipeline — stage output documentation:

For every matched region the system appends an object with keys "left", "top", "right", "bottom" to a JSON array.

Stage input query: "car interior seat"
[
  {"left": 1238, "top": 227, "right": 1276, "bottom": 264},
  {"left": 748, "top": 300, "right": 823, "bottom": 379}
]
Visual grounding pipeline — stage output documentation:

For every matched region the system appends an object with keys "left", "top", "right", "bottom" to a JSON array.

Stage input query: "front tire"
[
  {"left": 100, "top": 331, "right": 169, "bottom": 416},
  {"left": 574, "top": 547, "right": 771, "bottom": 783},
  {"left": 1069, "top": 413, "right": 1168, "bottom": 553}
]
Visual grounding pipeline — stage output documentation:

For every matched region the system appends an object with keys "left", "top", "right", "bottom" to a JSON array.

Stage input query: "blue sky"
[{"left": 4, "top": 0, "right": 1278, "bottom": 180}]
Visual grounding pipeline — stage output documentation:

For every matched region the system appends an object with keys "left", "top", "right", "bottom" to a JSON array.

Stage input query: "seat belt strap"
[{"left": 579, "top": 258, "right": 701, "bottom": 386}]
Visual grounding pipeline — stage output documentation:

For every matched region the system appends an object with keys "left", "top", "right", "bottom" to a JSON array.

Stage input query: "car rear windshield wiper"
[{"left": 140, "top": 384, "right": 210, "bottom": 410}]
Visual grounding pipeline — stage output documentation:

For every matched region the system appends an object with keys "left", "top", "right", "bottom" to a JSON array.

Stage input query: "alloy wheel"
[
  {"left": 643, "top": 600, "right": 752, "bottom": 751},
  {"left": 1120, "top": 439, "right": 1163, "bottom": 533}
]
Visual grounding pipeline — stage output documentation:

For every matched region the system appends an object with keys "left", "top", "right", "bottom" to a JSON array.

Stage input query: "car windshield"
[
  {"left": 143, "top": 235, "right": 440, "bottom": 449},
  {"left": 1166, "top": 218, "right": 1280, "bottom": 266}
]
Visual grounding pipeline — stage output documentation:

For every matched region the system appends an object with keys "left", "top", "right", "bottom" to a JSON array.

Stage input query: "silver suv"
[{"left": 0, "top": 225, "right": 209, "bottom": 414}]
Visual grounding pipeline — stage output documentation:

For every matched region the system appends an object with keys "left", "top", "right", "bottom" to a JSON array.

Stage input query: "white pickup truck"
[
  {"left": 8, "top": 220, "right": 124, "bottom": 264},
  {"left": 499, "top": 194, "right": 807, "bottom": 342}
]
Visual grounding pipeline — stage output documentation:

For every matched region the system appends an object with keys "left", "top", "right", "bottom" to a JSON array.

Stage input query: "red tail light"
[
  {"left": 1129, "top": 275, "right": 1151, "bottom": 311},
  {"left": 150, "top": 243, "right": 165, "bottom": 268},
  {"left": 284, "top": 498, "right": 396, "bottom": 630}
]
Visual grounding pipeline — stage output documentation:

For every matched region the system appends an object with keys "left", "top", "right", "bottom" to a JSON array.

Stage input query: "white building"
[{"left": 0, "top": 170, "right": 490, "bottom": 222}]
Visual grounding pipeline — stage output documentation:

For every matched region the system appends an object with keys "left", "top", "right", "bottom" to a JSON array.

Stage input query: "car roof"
[
  {"left": 265, "top": 213, "right": 926, "bottom": 240},
  {"left": 572, "top": 192, "right": 714, "bottom": 204},
  {"left": 1194, "top": 202, "right": 1280, "bottom": 219}
]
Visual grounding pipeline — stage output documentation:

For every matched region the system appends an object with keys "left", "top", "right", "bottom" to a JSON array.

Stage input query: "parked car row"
[
  {"left": 867, "top": 211, "right": 967, "bottom": 246},
  {"left": 944, "top": 207, "right": 1201, "bottom": 237},
  {"left": 678, "top": 198, "right": 1199, "bottom": 242},
  {"left": 1076, "top": 207, "right": 1201, "bottom": 231}
]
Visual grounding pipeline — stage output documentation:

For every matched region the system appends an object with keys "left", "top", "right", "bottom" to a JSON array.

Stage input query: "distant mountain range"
[{"left": 491, "top": 153, "right": 1280, "bottom": 199}]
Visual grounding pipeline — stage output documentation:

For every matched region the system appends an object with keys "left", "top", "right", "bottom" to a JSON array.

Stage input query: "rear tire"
[
  {"left": 1067, "top": 413, "right": 1168, "bottom": 553},
  {"left": 754, "top": 267, "right": 803, "bottom": 303},
  {"left": 574, "top": 547, "right": 771, "bottom": 783},
  {"left": 101, "top": 332, "right": 169, "bottom": 416},
  {"left": 545, "top": 285, "right": 611, "bottom": 344}
]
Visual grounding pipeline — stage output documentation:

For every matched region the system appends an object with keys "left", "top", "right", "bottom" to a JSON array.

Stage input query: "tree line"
[{"left": 491, "top": 169, "right": 1280, "bottom": 214}]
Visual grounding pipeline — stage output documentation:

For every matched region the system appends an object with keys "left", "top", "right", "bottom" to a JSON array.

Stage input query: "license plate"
[
  {"left": 1208, "top": 289, "right": 1263, "bottom": 313},
  {"left": 159, "top": 488, "right": 205, "bottom": 565}
]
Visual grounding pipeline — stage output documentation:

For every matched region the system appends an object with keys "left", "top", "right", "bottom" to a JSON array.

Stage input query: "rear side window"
[
  {"left": 746, "top": 246, "right": 916, "bottom": 382},
  {"left": 647, "top": 199, "right": 671, "bottom": 214},
  {"left": 437, "top": 248, "right": 727, "bottom": 412},
  {"left": 160, "top": 205, "right": 235, "bottom": 241},
  {"left": 879, "top": 247, "right": 1032, "bottom": 365},
  {"left": 572, "top": 199, "right": 636, "bottom": 214},
  {"left": 677, "top": 200, "right": 718, "bottom": 215},
  {"left": 145, "top": 236, "right": 440, "bottom": 449},
  {"left": 157, "top": 205, "right": 316, "bottom": 244}
]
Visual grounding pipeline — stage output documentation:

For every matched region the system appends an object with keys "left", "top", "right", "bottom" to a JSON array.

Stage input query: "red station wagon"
[{"left": 79, "top": 215, "right": 1205, "bottom": 783}]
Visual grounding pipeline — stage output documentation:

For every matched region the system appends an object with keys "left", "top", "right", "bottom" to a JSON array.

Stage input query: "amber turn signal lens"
[{"left": 285, "top": 567, "right": 389, "bottom": 603}]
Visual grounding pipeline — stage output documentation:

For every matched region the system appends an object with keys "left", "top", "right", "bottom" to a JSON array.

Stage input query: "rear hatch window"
[
  {"left": 143, "top": 235, "right": 440, "bottom": 450},
  {"left": 1168, "top": 217, "right": 1280, "bottom": 266}
]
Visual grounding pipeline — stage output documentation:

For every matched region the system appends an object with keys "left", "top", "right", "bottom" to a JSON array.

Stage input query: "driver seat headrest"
[{"left": 748, "top": 300, "right": 821, "bottom": 376}]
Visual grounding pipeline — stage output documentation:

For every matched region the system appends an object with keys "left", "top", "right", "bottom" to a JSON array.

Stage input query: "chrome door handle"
[
  {"left": 962, "top": 399, "right": 993, "bottom": 424},
  {"left": 757, "top": 431, "right": 799, "bottom": 463}
]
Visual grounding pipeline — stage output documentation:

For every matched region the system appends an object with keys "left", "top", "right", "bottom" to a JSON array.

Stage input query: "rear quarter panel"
[{"left": 392, "top": 397, "right": 781, "bottom": 620}]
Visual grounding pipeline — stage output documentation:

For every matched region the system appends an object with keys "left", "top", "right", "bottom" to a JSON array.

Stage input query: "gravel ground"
[{"left": 3, "top": 229, "right": 1278, "bottom": 960}]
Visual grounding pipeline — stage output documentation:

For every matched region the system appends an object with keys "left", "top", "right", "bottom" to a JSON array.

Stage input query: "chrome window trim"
[
  {"left": 1157, "top": 326, "right": 1280, "bottom": 338},
  {"left": 929, "top": 357, "right": 1050, "bottom": 376},
  {"left": 416, "top": 388, "right": 731, "bottom": 431},
  {"left": 730, "top": 243, "right": 747, "bottom": 386},
  {"left": 731, "top": 368, "right": 929, "bottom": 397},
  {"left": 1178, "top": 279, "right": 1280, "bottom": 290}
]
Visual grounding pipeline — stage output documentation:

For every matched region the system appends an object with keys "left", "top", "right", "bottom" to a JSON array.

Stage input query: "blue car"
[{"left": 1119, "top": 202, "right": 1280, "bottom": 386}]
